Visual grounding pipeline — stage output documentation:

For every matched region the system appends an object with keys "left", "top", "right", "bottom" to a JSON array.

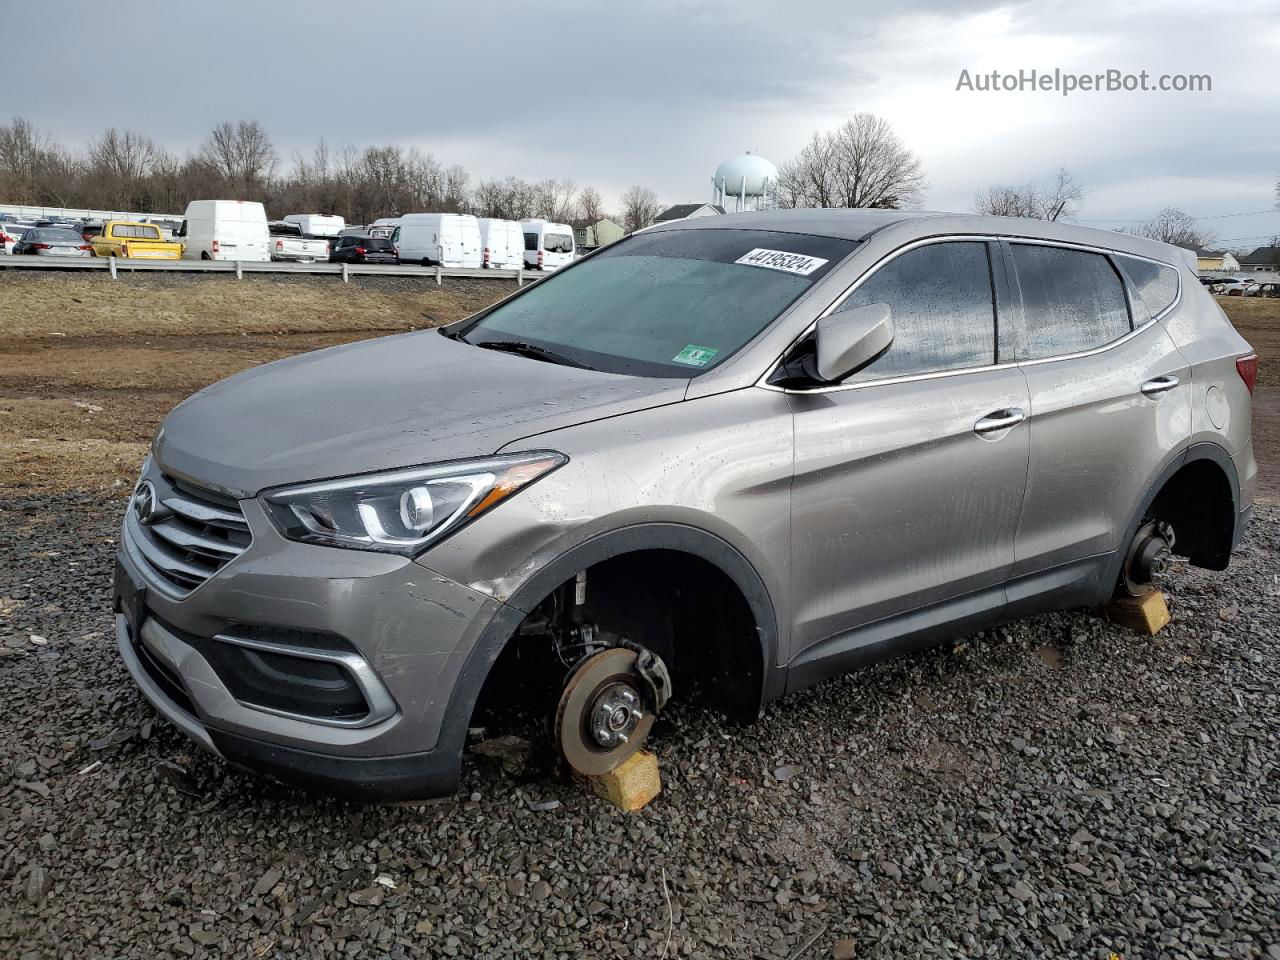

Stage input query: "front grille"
[{"left": 126, "top": 476, "right": 252, "bottom": 595}]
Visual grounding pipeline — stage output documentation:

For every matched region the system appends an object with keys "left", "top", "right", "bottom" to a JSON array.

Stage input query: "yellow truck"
[{"left": 90, "top": 221, "right": 183, "bottom": 260}]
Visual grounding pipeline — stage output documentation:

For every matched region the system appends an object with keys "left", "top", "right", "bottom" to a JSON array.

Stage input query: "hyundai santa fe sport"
[{"left": 114, "top": 209, "right": 1257, "bottom": 800}]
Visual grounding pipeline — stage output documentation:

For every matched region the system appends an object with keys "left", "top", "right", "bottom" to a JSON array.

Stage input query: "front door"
[{"left": 785, "top": 239, "right": 1030, "bottom": 664}]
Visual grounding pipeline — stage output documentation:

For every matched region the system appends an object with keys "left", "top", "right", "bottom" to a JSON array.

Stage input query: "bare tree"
[
  {"left": 200, "top": 120, "right": 277, "bottom": 198},
  {"left": 0, "top": 117, "right": 76, "bottom": 205},
  {"left": 84, "top": 128, "right": 160, "bottom": 208},
  {"left": 1132, "top": 207, "right": 1215, "bottom": 249},
  {"left": 576, "top": 186, "right": 606, "bottom": 225},
  {"left": 776, "top": 114, "right": 926, "bottom": 210},
  {"left": 620, "top": 185, "right": 660, "bottom": 233},
  {"left": 974, "top": 166, "right": 1083, "bottom": 221}
]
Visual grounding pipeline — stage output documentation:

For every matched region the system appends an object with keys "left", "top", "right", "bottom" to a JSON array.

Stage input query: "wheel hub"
[
  {"left": 1123, "top": 521, "right": 1175, "bottom": 596},
  {"left": 590, "top": 683, "right": 643, "bottom": 748}
]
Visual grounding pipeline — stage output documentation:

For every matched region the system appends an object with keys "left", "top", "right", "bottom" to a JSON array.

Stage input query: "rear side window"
[
  {"left": 368, "top": 239, "right": 393, "bottom": 251},
  {"left": 523, "top": 232, "right": 537, "bottom": 251},
  {"left": 1010, "top": 244, "right": 1130, "bottom": 359},
  {"left": 113, "top": 224, "right": 160, "bottom": 239},
  {"left": 840, "top": 241, "right": 997, "bottom": 381},
  {"left": 1115, "top": 254, "right": 1180, "bottom": 319}
]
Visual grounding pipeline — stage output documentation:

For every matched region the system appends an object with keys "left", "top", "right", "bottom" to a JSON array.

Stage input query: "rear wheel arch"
[{"left": 1132, "top": 442, "right": 1240, "bottom": 572}]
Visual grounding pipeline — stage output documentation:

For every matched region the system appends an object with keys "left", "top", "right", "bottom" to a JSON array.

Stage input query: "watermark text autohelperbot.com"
[{"left": 956, "top": 68, "right": 1211, "bottom": 96}]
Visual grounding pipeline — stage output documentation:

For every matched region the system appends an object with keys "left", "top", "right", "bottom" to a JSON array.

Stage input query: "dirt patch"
[
  {"left": 1218, "top": 295, "right": 1278, "bottom": 501},
  {"left": 0, "top": 273, "right": 518, "bottom": 492},
  {"left": 0, "top": 270, "right": 512, "bottom": 339}
]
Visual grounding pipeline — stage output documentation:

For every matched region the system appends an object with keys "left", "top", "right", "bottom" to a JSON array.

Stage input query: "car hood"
[{"left": 154, "top": 330, "right": 687, "bottom": 498}]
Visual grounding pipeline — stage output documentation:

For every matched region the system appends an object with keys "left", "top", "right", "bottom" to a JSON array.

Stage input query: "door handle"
[
  {"left": 1140, "top": 374, "right": 1180, "bottom": 398},
  {"left": 974, "top": 407, "right": 1026, "bottom": 435}
]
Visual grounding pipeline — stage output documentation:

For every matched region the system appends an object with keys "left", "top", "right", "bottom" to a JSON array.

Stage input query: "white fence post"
[
  {"left": 517, "top": 267, "right": 524, "bottom": 287},
  {"left": 435, "top": 264, "right": 442, "bottom": 286},
  {"left": 109, "top": 256, "right": 117, "bottom": 280},
  {"left": 342, "top": 263, "right": 349, "bottom": 284},
  {"left": 235, "top": 260, "right": 242, "bottom": 280}
]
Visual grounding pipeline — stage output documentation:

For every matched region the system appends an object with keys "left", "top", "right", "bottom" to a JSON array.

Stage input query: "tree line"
[
  {"left": 0, "top": 117, "right": 667, "bottom": 231},
  {"left": 3, "top": 113, "right": 1261, "bottom": 250}
]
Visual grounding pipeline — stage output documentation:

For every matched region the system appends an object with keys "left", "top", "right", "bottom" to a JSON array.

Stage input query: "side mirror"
[{"left": 815, "top": 302, "right": 895, "bottom": 382}]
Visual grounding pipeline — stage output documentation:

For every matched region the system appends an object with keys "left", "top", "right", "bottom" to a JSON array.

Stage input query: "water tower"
[{"left": 712, "top": 152, "right": 778, "bottom": 212}]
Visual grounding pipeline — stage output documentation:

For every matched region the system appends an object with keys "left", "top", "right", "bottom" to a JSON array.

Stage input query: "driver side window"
[{"left": 842, "top": 241, "right": 997, "bottom": 382}]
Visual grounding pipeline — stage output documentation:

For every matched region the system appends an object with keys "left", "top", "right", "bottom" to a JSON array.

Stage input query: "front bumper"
[{"left": 114, "top": 475, "right": 508, "bottom": 801}]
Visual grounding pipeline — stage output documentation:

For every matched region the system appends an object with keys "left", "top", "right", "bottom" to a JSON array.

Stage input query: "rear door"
[
  {"left": 785, "top": 238, "right": 1030, "bottom": 662},
  {"left": 1003, "top": 240, "right": 1191, "bottom": 606}
]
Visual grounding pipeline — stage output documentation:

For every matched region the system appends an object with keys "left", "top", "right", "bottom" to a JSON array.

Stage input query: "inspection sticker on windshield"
[
  {"left": 672, "top": 344, "right": 719, "bottom": 367},
  {"left": 735, "top": 248, "right": 829, "bottom": 276}
]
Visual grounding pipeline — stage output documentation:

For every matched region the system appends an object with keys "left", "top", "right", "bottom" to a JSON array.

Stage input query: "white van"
[
  {"left": 367, "top": 217, "right": 401, "bottom": 239},
  {"left": 177, "top": 200, "right": 270, "bottom": 261},
  {"left": 520, "top": 218, "right": 575, "bottom": 271},
  {"left": 391, "top": 214, "right": 482, "bottom": 268},
  {"left": 282, "top": 214, "right": 345, "bottom": 238},
  {"left": 476, "top": 218, "right": 524, "bottom": 269}
]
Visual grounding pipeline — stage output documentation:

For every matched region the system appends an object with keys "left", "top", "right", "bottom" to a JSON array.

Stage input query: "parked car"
[
  {"left": 328, "top": 235, "right": 397, "bottom": 264},
  {"left": 1210, "top": 277, "right": 1244, "bottom": 294},
  {"left": 12, "top": 226, "right": 93, "bottom": 257},
  {"left": 0, "top": 223, "right": 24, "bottom": 254},
  {"left": 80, "top": 221, "right": 105, "bottom": 241},
  {"left": 391, "top": 213, "right": 482, "bottom": 267},
  {"left": 90, "top": 220, "right": 184, "bottom": 260},
  {"left": 2, "top": 222, "right": 35, "bottom": 254},
  {"left": 477, "top": 217, "right": 525, "bottom": 269},
  {"left": 114, "top": 210, "right": 1255, "bottom": 801},
  {"left": 1228, "top": 281, "right": 1261, "bottom": 297},
  {"left": 176, "top": 200, "right": 270, "bottom": 261},
  {"left": 367, "top": 217, "right": 401, "bottom": 239},
  {"left": 520, "top": 218, "right": 575, "bottom": 271},
  {"left": 267, "top": 221, "right": 330, "bottom": 263},
  {"left": 282, "top": 214, "right": 345, "bottom": 239}
]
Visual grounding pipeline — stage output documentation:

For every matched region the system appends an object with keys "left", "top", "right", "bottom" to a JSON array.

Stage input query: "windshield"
[{"left": 460, "top": 228, "right": 855, "bottom": 376}]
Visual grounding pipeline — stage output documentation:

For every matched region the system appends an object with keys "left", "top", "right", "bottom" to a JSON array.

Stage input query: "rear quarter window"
[
  {"left": 1115, "top": 254, "right": 1180, "bottom": 319},
  {"left": 1010, "top": 244, "right": 1131, "bottom": 359}
]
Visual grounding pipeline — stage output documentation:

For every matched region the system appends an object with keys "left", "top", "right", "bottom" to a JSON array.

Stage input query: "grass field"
[{"left": 0, "top": 271, "right": 1275, "bottom": 499}]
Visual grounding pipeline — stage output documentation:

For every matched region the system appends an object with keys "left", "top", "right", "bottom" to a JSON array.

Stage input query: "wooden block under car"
[
  {"left": 1101, "top": 589, "right": 1171, "bottom": 636},
  {"left": 589, "top": 749, "right": 661, "bottom": 812}
]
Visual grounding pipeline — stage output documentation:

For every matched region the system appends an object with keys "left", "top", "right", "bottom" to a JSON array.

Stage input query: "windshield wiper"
[{"left": 470, "top": 339, "right": 591, "bottom": 369}]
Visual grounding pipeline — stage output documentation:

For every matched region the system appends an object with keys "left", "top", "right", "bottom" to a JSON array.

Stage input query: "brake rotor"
[
  {"left": 1122, "top": 520, "right": 1175, "bottom": 597},
  {"left": 554, "top": 647, "right": 655, "bottom": 776}
]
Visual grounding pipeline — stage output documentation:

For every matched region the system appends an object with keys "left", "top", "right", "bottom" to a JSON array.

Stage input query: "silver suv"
[{"left": 114, "top": 210, "right": 1257, "bottom": 799}]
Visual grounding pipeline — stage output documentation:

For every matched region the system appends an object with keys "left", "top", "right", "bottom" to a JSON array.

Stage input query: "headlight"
[{"left": 262, "top": 451, "right": 566, "bottom": 556}]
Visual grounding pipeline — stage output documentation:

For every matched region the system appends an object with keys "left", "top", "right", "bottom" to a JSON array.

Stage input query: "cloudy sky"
[{"left": 9, "top": 0, "right": 1280, "bottom": 248}]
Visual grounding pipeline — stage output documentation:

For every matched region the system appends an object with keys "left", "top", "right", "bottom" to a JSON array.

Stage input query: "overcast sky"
[{"left": 8, "top": 0, "right": 1279, "bottom": 247}]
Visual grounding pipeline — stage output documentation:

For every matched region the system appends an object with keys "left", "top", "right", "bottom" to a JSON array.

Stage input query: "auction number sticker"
[
  {"left": 734, "top": 248, "right": 829, "bottom": 276},
  {"left": 672, "top": 344, "right": 719, "bottom": 367}
]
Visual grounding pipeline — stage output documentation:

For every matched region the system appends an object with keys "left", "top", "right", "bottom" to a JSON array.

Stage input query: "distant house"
[
  {"left": 1195, "top": 249, "right": 1240, "bottom": 273},
  {"left": 573, "top": 218, "right": 624, "bottom": 250},
  {"left": 649, "top": 203, "right": 726, "bottom": 228},
  {"left": 1239, "top": 246, "right": 1280, "bottom": 273}
]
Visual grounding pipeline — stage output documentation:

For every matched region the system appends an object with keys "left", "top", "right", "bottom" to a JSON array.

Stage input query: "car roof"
[{"left": 649, "top": 208, "right": 1190, "bottom": 265}]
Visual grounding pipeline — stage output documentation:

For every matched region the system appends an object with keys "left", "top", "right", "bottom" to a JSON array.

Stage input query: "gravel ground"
[{"left": 0, "top": 493, "right": 1277, "bottom": 960}]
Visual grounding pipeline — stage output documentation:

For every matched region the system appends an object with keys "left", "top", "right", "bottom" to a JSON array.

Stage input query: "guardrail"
[{"left": 0, "top": 256, "right": 542, "bottom": 285}]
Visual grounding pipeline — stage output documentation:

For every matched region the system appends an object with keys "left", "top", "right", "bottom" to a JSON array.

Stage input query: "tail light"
[
  {"left": 1236, "top": 354, "right": 1258, "bottom": 395},
  {"left": 78, "top": 245, "right": 91, "bottom": 251},
  {"left": 537, "top": 250, "right": 544, "bottom": 266},
  {"left": 31, "top": 243, "right": 51, "bottom": 250},
  {"left": 483, "top": 246, "right": 490, "bottom": 264},
  {"left": 275, "top": 240, "right": 284, "bottom": 250},
  {"left": 354, "top": 246, "right": 366, "bottom": 256},
  {"left": 211, "top": 240, "right": 220, "bottom": 255}
]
